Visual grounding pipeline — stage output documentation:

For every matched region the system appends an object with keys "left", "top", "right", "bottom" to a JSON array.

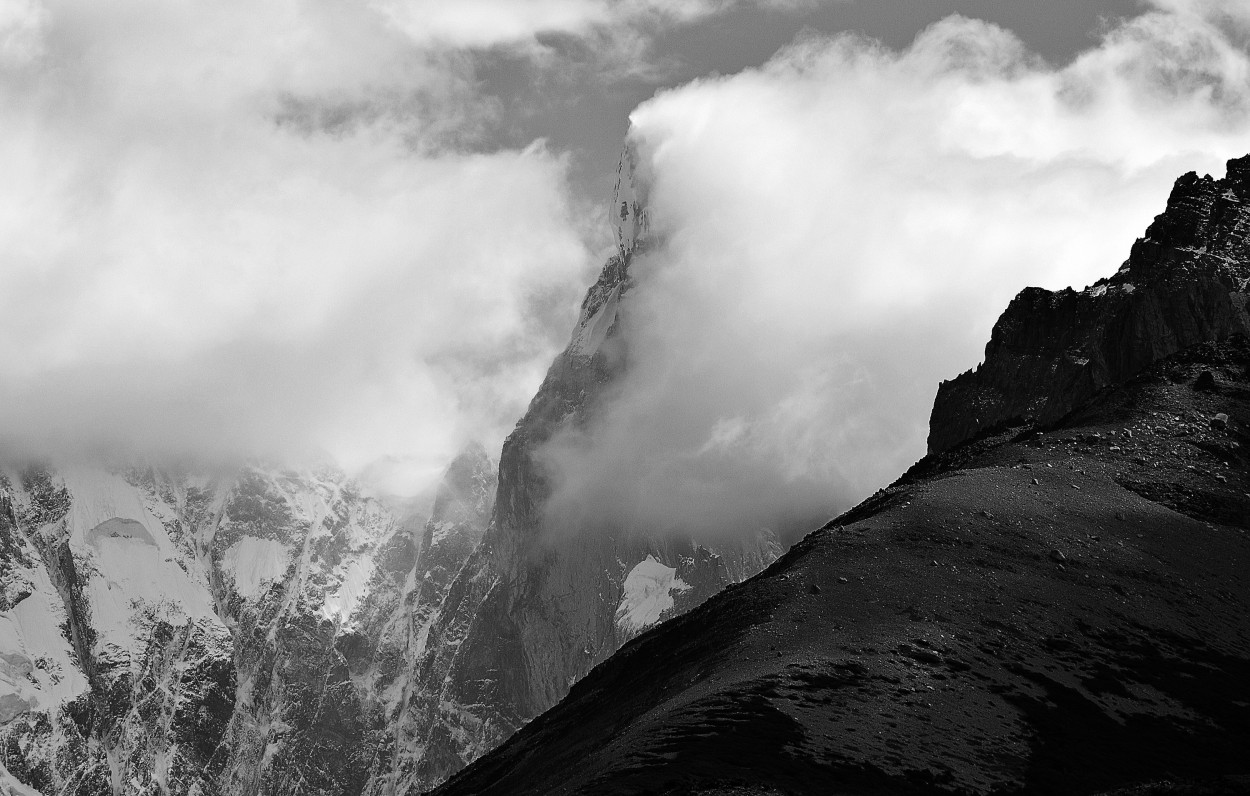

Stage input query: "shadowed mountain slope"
[{"left": 429, "top": 161, "right": 1250, "bottom": 796}]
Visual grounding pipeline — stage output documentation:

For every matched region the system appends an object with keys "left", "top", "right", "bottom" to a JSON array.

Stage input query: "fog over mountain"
[
  {"left": 542, "top": 2, "right": 1250, "bottom": 541},
  {"left": 5, "top": 2, "right": 1250, "bottom": 795},
  {"left": 2, "top": 0, "right": 1249, "bottom": 501}
]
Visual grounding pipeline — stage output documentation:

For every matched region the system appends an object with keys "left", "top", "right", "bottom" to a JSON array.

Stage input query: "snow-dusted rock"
[
  {"left": 611, "top": 141, "right": 650, "bottom": 261},
  {"left": 0, "top": 453, "right": 494, "bottom": 796}
]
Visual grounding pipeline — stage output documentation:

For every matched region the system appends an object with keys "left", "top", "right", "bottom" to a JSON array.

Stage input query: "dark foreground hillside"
[
  {"left": 430, "top": 337, "right": 1250, "bottom": 796},
  {"left": 430, "top": 160, "right": 1250, "bottom": 796}
]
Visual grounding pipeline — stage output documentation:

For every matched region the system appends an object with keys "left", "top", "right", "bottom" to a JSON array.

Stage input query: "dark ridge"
[
  {"left": 430, "top": 158, "right": 1250, "bottom": 796},
  {"left": 929, "top": 156, "right": 1250, "bottom": 455}
]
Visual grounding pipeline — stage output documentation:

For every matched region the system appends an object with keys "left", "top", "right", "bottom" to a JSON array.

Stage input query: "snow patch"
[
  {"left": 430, "top": 520, "right": 456, "bottom": 546},
  {"left": 0, "top": 547, "right": 89, "bottom": 720},
  {"left": 222, "top": 537, "right": 291, "bottom": 599},
  {"left": 614, "top": 556, "right": 690, "bottom": 637},
  {"left": 63, "top": 469, "right": 169, "bottom": 550},
  {"left": 570, "top": 285, "right": 621, "bottom": 357},
  {"left": 87, "top": 535, "right": 219, "bottom": 648},
  {"left": 321, "top": 555, "right": 374, "bottom": 624},
  {"left": 61, "top": 469, "right": 221, "bottom": 664}
]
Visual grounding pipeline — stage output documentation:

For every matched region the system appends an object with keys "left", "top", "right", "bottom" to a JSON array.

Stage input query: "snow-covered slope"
[{"left": 0, "top": 450, "right": 494, "bottom": 795}]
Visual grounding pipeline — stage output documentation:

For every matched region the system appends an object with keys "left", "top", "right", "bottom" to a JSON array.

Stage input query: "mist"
[
  {"left": 0, "top": 0, "right": 857, "bottom": 496},
  {"left": 0, "top": 0, "right": 616, "bottom": 492},
  {"left": 539, "top": 0, "right": 1250, "bottom": 543}
]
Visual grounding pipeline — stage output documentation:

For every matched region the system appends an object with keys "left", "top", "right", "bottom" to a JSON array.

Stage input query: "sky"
[{"left": 1, "top": 0, "right": 1249, "bottom": 520}]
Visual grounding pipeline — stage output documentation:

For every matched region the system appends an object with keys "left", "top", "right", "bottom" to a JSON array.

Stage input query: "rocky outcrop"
[
  {"left": 384, "top": 142, "right": 779, "bottom": 793},
  {"left": 929, "top": 156, "right": 1250, "bottom": 454}
]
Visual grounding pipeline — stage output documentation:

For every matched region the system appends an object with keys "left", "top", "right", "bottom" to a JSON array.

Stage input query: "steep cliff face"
[
  {"left": 0, "top": 449, "right": 493, "bottom": 795},
  {"left": 372, "top": 445, "right": 496, "bottom": 796},
  {"left": 385, "top": 143, "right": 779, "bottom": 793},
  {"left": 410, "top": 443, "right": 496, "bottom": 652},
  {"left": 929, "top": 156, "right": 1250, "bottom": 454}
]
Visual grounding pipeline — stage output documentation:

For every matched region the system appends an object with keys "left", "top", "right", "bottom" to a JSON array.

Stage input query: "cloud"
[
  {"left": 538, "top": 0, "right": 1250, "bottom": 543},
  {"left": 0, "top": 0, "right": 594, "bottom": 486},
  {"left": 0, "top": 0, "right": 45, "bottom": 66},
  {"left": 0, "top": 0, "right": 845, "bottom": 495},
  {"left": 376, "top": 0, "right": 822, "bottom": 51},
  {"left": 373, "top": 0, "right": 831, "bottom": 87}
]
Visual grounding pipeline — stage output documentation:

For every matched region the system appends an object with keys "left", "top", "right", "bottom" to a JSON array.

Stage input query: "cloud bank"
[
  {"left": 540, "top": 0, "right": 1250, "bottom": 542},
  {"left": 0, "top": 0, "right": 851, "bottom": 493},
  {"left": 0, "top": 0, "right": 612, "bottom": 488}
]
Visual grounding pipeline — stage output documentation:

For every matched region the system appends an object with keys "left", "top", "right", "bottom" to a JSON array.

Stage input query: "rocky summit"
[
  {"left": 929, "top": 156, "right": 1250, "bottom": 455},
  {"left": 430, "top": 160, "right": 1250, "bottom": 795}
]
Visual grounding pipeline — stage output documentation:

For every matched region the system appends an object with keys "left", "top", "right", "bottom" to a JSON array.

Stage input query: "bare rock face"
[
  {"left": 383, "top": 142, "right": 779, "bottom": 793},
  {"left": 372, "top": 445, "right": 496, "bottom": 795},
  {"left": 0, "top": 450, "right": 493, "bottom": 795},
  {"left": 413, "top": 443, "right": 496, "bottom": 619},
  {"left": 929, "top": 156, "right": 1250, "bottom": 454}
]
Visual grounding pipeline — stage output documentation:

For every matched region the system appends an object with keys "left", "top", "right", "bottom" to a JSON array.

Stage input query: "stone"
[{"left": 929, "top": 157, "right": 1250, "bottom": 454}]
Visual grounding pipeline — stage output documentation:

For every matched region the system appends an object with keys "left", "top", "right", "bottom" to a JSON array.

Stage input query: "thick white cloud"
[
  {"left": 0, "top": 0, "right": 837, "bottom": 493},
  {"left": 0, "top": 0, "right": 594, "bottom": 486},
  {"left": 539, "top": 0, "right": 1250, "bottom": 542}
]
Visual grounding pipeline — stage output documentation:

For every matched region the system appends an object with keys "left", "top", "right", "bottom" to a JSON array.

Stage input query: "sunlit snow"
[
  {"left": 614, "top": 555, "right": 690, "bottom": 637},
  {"left": 569, "top": 285, "right": 621, "bottom": 357},
  {"left": 223, "top": 537, "right": 291, "bottom": 599}
]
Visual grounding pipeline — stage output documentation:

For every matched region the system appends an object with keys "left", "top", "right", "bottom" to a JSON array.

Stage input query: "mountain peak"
[
  {"left": 928, "top": 154, "right": 1250, "bottom": 454},
  {"left": 611, "top": 140, "right": 650, "bottom": 261},
  {"left": 1224, "top": 154, "right": 1250, "bottom": 193}
]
